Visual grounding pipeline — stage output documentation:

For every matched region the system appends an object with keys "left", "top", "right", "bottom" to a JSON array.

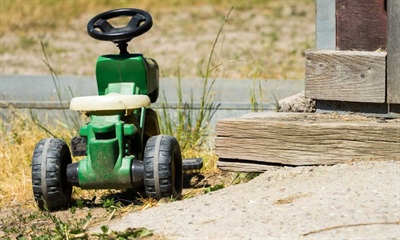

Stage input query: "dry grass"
[{"left": 0, "top": 106, "right": 77, "bottom": 207}]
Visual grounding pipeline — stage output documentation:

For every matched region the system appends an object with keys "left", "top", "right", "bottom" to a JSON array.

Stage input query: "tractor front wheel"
[
  {"left": 32, "top": 138, "right": 72, "bottom": 210},
  {"left": 143, "top": 135, "right": 183, "bottom": 200}
]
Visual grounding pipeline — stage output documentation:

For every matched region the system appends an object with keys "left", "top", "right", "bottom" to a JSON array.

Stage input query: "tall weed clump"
[
  {"left": 158, "top": 7, "right": 233, "bottom": 171},
  {"left": 0, "top": 42, "right": 81, "bottom": 207},
  {"left": 0, "top": 106, "right": 76, "bottom": 207}
]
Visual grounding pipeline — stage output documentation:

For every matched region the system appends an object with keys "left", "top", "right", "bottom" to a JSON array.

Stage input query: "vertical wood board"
[
  {"left": 336, "top": 0, "right": 387, "bottom": 51},
  {"left": 305, "top": 50, "right": 386, "bottom": 103},
  {"left": 387, "top": 0, "right": 400, "bottom": 104}
]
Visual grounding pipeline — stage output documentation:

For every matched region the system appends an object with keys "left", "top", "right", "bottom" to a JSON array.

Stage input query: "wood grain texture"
[
  {"left": 215, "top": 112, "right": 400, "bottom": 171},
  {"left": 305, "top": 50, "right": 386, "bottom": 103},
  {"left": 336, "top": 0, "right": 387, "bottom": 51},
  {"left": 387, "top": 0, "right": 400, "bottom": 104}
]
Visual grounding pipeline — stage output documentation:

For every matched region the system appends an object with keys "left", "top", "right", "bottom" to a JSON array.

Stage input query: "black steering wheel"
[{"left": 87, "top": 8, "right": 153, "bottom": 43}]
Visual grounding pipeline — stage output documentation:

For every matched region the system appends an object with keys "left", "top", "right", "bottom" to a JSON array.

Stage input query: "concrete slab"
[
  {"left": 90, "top": 160, "right": 400, "bottom": 239},
  {"left": 1, "top": 75, "right": 304, "bottom": 125}
]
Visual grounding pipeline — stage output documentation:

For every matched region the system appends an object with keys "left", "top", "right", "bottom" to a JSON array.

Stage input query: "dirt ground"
[
  {"left": 0, "top": 1, "right": 315, "bottom": 79},
  {"left": 0, "top": 171, "right": 244, "bottom": 238}
]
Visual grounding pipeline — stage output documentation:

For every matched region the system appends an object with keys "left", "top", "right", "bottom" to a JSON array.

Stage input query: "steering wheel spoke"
[
  {"left": 128, "top": 15, "right": 146, "bottom": 29},
  {"left": 94, "top": 19, "right": 114, "bottom": 33}
]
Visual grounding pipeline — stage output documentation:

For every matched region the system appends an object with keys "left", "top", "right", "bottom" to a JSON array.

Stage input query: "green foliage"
[
  {"left": 204, "top": 184, "right": 225, "bottom": 194},
  {"left": 100, "top": 225, "right": 110, "bottom": 234},
  {"left": 159, "top": 73, "right": 220, "bottom": 152},
  {"left": 40, "top": 40, "right": 82, "bottom": 134},
  {"left": 95, "top": 226, "right": 153, "bottom": 239},
  {"left": 230, "top": 172, "right": 260, "bottom": 185},
  {"left": 76, "top": 199, "right": 85, "bottom": 209},
  {"left": 0, "top": 207, "right": 90, "bottom": 239},
  {"left": 102, "top": 198, "right": 122, "bottom": 212},
  {"left": 250, "top": 80, "right": 264, "bottom": 112},
  {"left": 27, "top": 40, "right": 82, "bottom": 142},
  {"left": 0, "top": 206, "right": 154, "bottom": 239}
]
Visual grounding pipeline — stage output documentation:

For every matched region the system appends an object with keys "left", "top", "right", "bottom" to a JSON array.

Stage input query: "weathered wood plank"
[
  {"left": 336, "top": 0, "right": 387, "bottom": 51},
  {"left": 387, "top": 0, "right": 400, "bottom": 104},
  {"left": 305, "top": 50, "right": 386, "bottom": 103},
  {"left": 215, "top": 112, "right": 400, "bottom": 170}
]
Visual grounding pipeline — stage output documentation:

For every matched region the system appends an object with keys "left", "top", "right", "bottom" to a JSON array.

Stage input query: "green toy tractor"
[{"left": 31, "top": 8, "right": 202, "bottom": 210}]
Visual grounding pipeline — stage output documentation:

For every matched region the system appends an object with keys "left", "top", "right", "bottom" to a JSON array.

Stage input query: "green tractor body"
[
  {"left": 65, "top": 52, "right": 157, "bottom": 190},
  {"left": 75, "top": 114, "right": 139, "bottom": 189},
  {"left": 96, "top": 54, "right": 159, "bottom": 101},
  {"left": 72, "top": 54, "right": 157, "bottom": 189},
  {"left": 31, "top": 8, "right": 202, "bottom": 210}
]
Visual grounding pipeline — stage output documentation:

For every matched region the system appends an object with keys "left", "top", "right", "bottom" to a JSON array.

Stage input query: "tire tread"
[
  {"left": 32, "top": 138, "right": 72, "bottom": 210},
  {"left": 143, "top": 135, "right": 182, "bottom": 199}
]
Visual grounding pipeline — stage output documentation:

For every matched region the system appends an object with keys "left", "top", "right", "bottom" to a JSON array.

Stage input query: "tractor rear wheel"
[
  {"left": 143, "top": 135, "right": 183, "bottom": 200},
  {"left": 32, "top": 138, "right": 72, "bottom": 210}
]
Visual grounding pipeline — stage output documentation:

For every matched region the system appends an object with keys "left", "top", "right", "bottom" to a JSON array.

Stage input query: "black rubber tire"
[
  {"left": 32, "top": 138, "right": 72, "bottom": 210},
  {"left": 143, "top": 135, "right": 183, "bottom": 200}
]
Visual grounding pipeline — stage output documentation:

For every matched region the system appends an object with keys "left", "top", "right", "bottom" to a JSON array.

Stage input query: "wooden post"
[
  {"left": 387, "top": 0, "right": 400, "bottom": 104},
  {"left": 308, "top": 0, "right": 400, "bottom": 115},
  {"left": 336, "top": 0, "right": 387, "bottom": 51}
]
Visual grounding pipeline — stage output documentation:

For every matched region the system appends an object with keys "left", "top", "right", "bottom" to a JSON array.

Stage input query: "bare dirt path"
[{"left": 91, "top": 160, "right": 400, "bottom": 239}]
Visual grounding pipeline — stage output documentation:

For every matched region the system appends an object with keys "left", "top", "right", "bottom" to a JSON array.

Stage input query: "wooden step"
[{"left": 215, "top": 112, "right": 400, "bottom": 172}]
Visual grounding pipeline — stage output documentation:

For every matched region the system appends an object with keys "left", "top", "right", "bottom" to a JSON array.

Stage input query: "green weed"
[
  {"left": 95, "top": 226, "right": 153, "bottom": 239},
  {"left": 230, "top": 172, "right": 260, "bottom": 185},
  {"left": 0, "top": 207, "right": 87, "bottom": 239},
  {"left": 0, "top": 206, "right": 155, "bottom": 239},
  {"left": 250, "top": 80, "right": 264, "bottom": 112},
  {"left": 204, "top": 184, "right": 225, "bottom": 194},
  {"left": 39, "top": 40, "right": 82, "bottom": 134},
  {"left": 158, "top": 7, "right": 233, "bottom": 152},
  {"left": 102, "top": 198, "right": 122, "bottom": 212}
]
